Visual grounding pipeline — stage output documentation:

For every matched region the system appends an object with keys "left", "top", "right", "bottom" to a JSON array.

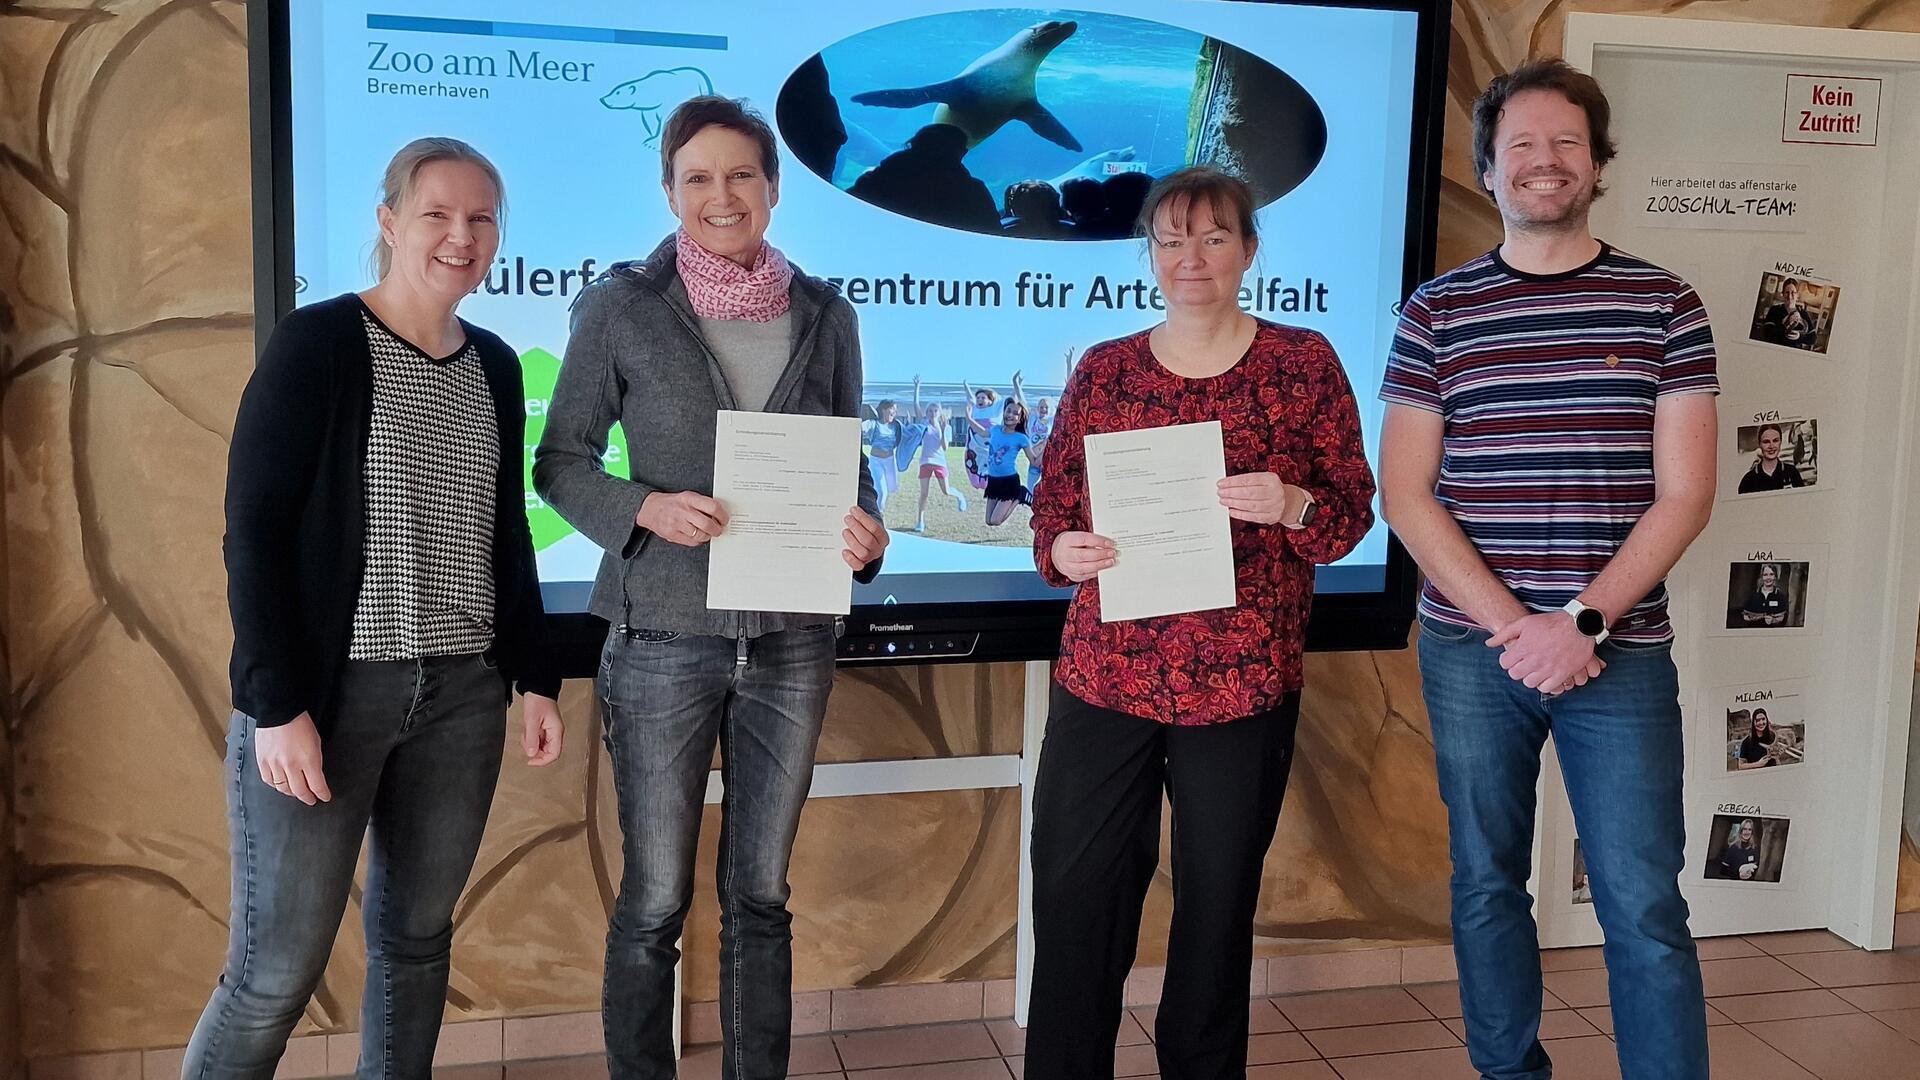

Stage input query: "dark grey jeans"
[
  {"left": 183, "top": 654, "right": 506, "bottom": 1080},
  {"left": 598, "top": 624, "right": 836, "bottom": 1080}
]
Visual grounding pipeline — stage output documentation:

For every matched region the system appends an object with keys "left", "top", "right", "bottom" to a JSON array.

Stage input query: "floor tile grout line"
[
  {"left": 1705, "top": 985, "right": 1866, "bottom": 1006},
  {"left": 1407, "top": 984, "right": 1445, "bottom": 1024},
  {"left": 1735, "top": 1017, "right": 1837, "bottom": 1079},
  {"left": 1859, "top": 1009, "right": 1920, "bottom": 1046},
  {"left": 451, "top": 1001, "right": 1920, "bottom": 1077}
]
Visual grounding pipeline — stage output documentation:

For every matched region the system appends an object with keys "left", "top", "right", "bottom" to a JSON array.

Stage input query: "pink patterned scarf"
[{"left": 675, "top": 228, "right": 794, "bottom": 322}]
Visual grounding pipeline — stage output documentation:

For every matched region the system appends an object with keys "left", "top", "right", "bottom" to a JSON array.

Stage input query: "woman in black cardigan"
[{"left": 185, "top": 138, "right": 563, "bottom": 1080}]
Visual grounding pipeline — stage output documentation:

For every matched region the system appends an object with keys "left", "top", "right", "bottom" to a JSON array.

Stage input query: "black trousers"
[{"left": 1026, "top": 685, "right": 1302, "bottom": 1080}]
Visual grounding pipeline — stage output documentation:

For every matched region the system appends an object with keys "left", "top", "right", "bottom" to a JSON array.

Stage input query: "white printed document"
[
  {"left": 1085, "top": 420, "right": 1236, "bottom": 622},
  {"left": 707, "top": 411, "right": 862, "bottom": 615}
]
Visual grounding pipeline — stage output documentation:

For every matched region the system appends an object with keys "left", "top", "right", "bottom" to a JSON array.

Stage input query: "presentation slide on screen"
[{"left": 288, "top": 1, "right": 1417, "bottom": 608}]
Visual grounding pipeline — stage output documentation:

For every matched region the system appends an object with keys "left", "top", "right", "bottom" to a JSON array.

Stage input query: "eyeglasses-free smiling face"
[
  {"left": 377, "top": 159, "right": 500, "bottom": 302},
  {"left": 665, "top": 124, "right": 779, "bottom": 267},
  {"left": 1482, "top": 88, "right": 1601, "bottom": 233}
]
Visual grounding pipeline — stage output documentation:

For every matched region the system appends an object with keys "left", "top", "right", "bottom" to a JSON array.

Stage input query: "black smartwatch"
[{"left": 1561, "top": 599, "right": 1609, "bottom": 644}]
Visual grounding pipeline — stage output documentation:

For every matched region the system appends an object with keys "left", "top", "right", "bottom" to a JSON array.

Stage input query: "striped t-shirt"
[{"left": 1379, "top": 245, "right": 1718, "bottom": 643}]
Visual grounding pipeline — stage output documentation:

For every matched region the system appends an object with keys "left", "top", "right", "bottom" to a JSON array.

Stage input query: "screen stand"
[{"left": 1014, "top": 659, "right": 1052, "bottom": 1027}]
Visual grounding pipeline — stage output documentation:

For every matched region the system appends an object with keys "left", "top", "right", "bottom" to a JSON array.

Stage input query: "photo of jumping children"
[
  {"left": 908, "top": 375, "right": 968, "bottom": 532},
  {"left": 979, "top": 371, "right": 1035, "bottom": 526},
  {"left": 963, "top": 381, "right": 1001, "bottom": 492},
  {"left": 862, "top": 397, "right": 910, "bottom": 512},
  {"left": 1028, "top": 395, "right": 1053, "bottom": 489}
]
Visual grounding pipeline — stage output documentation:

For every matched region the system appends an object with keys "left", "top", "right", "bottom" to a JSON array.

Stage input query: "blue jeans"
[
  {"left": 1417, "top": 619, "right": 1706, "bottom": 1080},
  {"left": 184, "top": 655, "right": 506, "bottom": 1080},
  {"left": 598, "top": 625, "right": 836, "bottom": 1080}
]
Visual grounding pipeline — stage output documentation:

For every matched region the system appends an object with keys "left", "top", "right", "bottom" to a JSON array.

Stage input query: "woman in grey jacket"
[{"left": 533, "top": 96, "right": 887, "bottom": 1080}]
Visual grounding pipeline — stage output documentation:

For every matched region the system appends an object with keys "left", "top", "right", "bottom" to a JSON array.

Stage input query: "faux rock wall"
[
  {"left": 1, "top": 393, "right": 14, "bottom": 1077},
  {"left": 1, "top": 0, "right": 1917, "bottom": 1061}
]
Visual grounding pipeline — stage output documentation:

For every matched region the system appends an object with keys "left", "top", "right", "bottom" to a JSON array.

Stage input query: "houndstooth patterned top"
[{"left": 347, "top": 308, "right": 500, "bottom": 661}]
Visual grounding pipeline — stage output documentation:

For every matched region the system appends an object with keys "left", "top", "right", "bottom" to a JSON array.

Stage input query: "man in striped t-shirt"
[{"left": 1380, "top": 60, "right": 1717, "bottom": 1080}]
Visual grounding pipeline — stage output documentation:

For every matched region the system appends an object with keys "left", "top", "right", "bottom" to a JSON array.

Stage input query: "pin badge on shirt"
[{"left": 1604, "top": 354, "right": 1620, "bottom": 367}]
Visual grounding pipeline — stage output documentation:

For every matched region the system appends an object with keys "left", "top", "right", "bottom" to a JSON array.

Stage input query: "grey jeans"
[
  {"left": 598, "top": 624, "right": 837, "bottom": 1080},
  {"left": 183, "top": 654, "right": 506, "bottom": 1080}
]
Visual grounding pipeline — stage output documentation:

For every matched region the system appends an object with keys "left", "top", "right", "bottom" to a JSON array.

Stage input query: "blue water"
[{"left": 819, "top": 8, "right": 1202, "bottom": 202}]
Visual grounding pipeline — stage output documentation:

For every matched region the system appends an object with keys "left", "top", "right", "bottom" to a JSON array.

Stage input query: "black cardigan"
[{"left": 225, "top": 294, "right": 561, "bottom": 732}]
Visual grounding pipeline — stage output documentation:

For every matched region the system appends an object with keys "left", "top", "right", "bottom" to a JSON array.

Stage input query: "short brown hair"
[
  {"left": 1471, "top": 57, "right": 1617, "bottom": 199},
  {"left": 1135, "top": 166, "right": 1257, "bottom": 245},
  {"left": 659, "top": 95, "right": 780, "bottom": 185}
]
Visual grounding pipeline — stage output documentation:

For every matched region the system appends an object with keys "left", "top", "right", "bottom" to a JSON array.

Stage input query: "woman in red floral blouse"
[{"left": 1024, "top": 167, "right": 1375, "bottom": 1080}]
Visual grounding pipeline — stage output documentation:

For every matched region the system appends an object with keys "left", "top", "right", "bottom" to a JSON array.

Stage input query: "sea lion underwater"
[{"left": 851, "top": 19, "right": 1083, "bottom": 153}]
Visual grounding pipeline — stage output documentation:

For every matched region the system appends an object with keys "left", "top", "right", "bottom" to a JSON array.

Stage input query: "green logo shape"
[{"left": 521, "top": 346, "right": 628, "bottom": 552}]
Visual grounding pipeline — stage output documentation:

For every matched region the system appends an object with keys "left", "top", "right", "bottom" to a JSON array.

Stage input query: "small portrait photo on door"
[
  {"left": 1724, "top": 700, "right": 1805, "bottom": 772},
  {"left": 1731, "top": 418, "right": 1817, "bottom": 496},
  {"left": 1724, "top": 560, "right": 1810, "bottom": 630},
  {"left": 1703, "top": 813, "right": 1790, "bottom": 885},
  {"left": 1571, "top": 838, "right": 1593, "bottom": 906},
  {"left": 1747, "top": 270, "right": 1839, "bottom": 355}
]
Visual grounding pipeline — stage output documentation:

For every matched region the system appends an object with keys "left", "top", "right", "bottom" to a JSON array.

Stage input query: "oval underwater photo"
[{"left": 774, "top": 8, "right": 1328, "bottom": 240}]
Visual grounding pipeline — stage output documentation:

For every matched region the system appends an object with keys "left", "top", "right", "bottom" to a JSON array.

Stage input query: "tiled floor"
[{"left": 429, "top": 931, "right": 1920, "bottom": 1079}]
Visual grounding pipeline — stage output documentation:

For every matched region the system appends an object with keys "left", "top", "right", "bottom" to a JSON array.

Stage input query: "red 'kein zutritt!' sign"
[{"left": 1782, "top": 74, "right": 1880, "bottom": 147}]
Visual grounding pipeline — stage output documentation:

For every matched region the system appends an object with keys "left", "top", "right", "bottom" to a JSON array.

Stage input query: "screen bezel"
[{"left": 247, "top": 0, "right": 1443, "bottom": 673}]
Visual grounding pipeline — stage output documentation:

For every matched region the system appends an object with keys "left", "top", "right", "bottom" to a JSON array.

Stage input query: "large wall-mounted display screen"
[{"left": 255, "top": 0, "right": 1441, "bottom": 662}]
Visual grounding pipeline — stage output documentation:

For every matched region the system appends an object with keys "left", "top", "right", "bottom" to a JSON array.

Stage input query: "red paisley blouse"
[{"left": 1032, "top": 322, "right": 1376, "bottom": 725}]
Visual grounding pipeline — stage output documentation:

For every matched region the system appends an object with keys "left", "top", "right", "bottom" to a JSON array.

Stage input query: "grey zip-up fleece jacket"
[{"left": 533, "top": 235, "right": 882, "bottom": 639}]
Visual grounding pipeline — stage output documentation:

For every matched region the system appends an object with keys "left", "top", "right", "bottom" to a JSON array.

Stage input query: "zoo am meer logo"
[
  {"left": 364, "top": 39, "right": 603, "bottom": 99},
  {"left": 362, "top": 31, "right": 718, "bottom": 143},
  {"left": 520, "top": 346, "right": 629, "bottom": 551},
  {"left": 599, "top": 67, "right": 715, "bottom": 147}
]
